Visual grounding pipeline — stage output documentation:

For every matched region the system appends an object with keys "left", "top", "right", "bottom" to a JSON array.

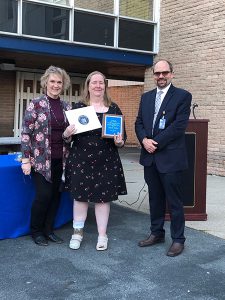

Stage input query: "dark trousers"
[
  {"left": 144, "top": 163, "right": 185, "bottom": 244},
  {"left": 30, "top": 159, "right": 63, "bottom": 238}
]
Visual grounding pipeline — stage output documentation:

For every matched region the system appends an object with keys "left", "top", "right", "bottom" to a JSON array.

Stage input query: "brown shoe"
[
  {"left": 167, "top": 242, "right": 184, "bottom": 257},
  {"left": 138, "top": 234, "right": 165, "bottom": 247}
]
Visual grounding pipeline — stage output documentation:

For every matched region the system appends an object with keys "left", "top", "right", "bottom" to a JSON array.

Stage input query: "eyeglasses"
[{"left": 153, "top": 71, "right": 171, "bottom": 77}]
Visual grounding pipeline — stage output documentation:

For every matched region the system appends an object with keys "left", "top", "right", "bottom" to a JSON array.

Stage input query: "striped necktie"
[{"left": 152, "top": 90, "right": 163, "bottom": 129}]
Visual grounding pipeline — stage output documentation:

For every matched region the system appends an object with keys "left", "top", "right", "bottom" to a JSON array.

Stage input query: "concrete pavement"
[
  {"left": 118, "top": 147, "right": 225, "bottom": 240},
  {"left": 1, "top": 147, "right": 225, "bottom": 299},
  {"left": 1, "top": 203, "right": 225, "bottom": 299}
]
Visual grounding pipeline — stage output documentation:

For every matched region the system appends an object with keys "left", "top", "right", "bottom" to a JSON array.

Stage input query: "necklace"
[
  {"left": 47, "top": 96, "right": 66, "bottom": 126},
  {"left": 50, "top": 106, "right": 66, "bottom": 126}
]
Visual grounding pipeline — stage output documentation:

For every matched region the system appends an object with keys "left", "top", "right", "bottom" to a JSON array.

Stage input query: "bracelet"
[{"left": 21, "top": 162, "right": 30, "bottom": 165}]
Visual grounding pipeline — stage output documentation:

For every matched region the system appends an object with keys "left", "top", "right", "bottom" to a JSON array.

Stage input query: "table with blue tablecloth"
[{"left": 0, "top": 154, "right": 73, "bottom": 239}]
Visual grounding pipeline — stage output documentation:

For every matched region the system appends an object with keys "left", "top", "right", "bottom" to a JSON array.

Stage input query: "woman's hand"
[
  {"left": 114, "top": 133, "right": 124, "bottom": 147},
  {"left": 63, "top": 124, "right": 76, "bottom": 138},
  {"left": 21, "top": 161, "right": 31, "bottom": 176}
]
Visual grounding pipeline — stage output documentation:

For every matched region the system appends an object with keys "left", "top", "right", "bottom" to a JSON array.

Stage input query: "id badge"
[{"left": 159, "top": 117, "right": 166, "bottom": 129}]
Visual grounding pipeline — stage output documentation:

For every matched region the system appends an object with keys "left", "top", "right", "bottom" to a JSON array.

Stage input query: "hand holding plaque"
[{"left": 102, "top": 114, "right": 124, "bottom": 139}]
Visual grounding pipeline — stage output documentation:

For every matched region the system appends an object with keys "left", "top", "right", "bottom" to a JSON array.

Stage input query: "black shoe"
[
  {"left": 47, "top": 233, "right": 63, "bottom": 244},
  {"left": 33, "top": 235, "right": 48, "bottom": 246}
]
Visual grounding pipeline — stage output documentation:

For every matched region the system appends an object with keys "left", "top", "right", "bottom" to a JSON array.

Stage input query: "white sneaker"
[
  {"left": 69, "top": 230, "right": 83, "bottom": 250},
  {"left": 96, "top": 235, "right": 108, "bottom": 251}
]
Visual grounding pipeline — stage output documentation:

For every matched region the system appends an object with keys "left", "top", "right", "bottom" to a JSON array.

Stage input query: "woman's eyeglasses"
[{"left": 153, "top": 71, "right": 171, "bottom": 77}]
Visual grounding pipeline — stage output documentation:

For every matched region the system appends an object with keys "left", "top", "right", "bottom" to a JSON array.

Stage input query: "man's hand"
[{"left": 142, "top": 138, "right": 158, "bottom": 153}]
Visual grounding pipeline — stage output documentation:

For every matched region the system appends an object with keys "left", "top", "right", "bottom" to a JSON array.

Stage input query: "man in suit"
[{"left": 135, "top": 59, "right": 192, "bottom": 257}]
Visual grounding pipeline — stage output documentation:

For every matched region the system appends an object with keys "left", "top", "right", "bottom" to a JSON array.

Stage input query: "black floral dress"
[{"left": 65, "top": 101, "right": 127, "bottom": 203}]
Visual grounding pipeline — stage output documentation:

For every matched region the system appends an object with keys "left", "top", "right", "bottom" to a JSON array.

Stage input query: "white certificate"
[{"left": 65, "top": 106, "right": 102, "bottom": 134}]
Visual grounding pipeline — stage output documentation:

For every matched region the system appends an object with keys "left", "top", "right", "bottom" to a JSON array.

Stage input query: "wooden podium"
[{"left": 166, "top": 119, "right": 209, "bottom": 221}]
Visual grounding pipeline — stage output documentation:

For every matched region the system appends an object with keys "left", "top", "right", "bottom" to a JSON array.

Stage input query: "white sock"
[{"left": 73, "top": 221, "right": 84, "bottom": 229}]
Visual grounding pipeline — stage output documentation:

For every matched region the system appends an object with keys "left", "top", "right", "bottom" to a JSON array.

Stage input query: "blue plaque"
[{"left": 102, "top": 114, "right": 124, "bottom": 138}]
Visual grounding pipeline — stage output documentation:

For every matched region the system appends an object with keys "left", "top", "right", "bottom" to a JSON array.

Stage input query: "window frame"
[
  {"left": 22, "top": 1, "right": 70, "bottom": 40},
  {"left": 0, "top": 0, "right": 160, "bottom": 54}
]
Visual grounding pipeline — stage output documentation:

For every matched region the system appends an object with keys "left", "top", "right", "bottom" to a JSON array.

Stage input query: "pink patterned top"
[{"left": 21, "top": 94, "right": 72, "bottom": 182}]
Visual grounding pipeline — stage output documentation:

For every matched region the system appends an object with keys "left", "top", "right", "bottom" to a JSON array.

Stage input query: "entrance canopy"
[{"left": 0, "top": 35, "right": 153, "bottom": 81}]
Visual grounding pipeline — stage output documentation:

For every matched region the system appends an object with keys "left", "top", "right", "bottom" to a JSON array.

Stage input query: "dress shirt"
[{"left": 156, "top": 83, "right": 171, "bottom": 106}]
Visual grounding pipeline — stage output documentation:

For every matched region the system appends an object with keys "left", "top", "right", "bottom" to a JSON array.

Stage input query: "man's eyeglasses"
[{"left": 153, "top": 71, "right": 171, "bottom": 77}]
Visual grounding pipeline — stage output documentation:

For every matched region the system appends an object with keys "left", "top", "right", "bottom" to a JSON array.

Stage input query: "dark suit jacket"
[{"left": 135, "top": 84, "right": 192, "bottom": 173}]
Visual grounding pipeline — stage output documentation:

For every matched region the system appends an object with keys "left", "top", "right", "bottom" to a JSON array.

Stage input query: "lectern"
[{"left": 166, "top": 119, "right": 209, "bottom": 221}]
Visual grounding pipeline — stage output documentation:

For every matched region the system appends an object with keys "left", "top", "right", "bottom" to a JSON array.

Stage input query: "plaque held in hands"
[{"left": 102, "top": 114, "right": 124, "bottom": 139}]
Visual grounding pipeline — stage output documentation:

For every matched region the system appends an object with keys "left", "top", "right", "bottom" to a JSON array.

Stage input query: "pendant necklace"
[{"left": 47, "top": 95, "right": 66, "bottom": 126}]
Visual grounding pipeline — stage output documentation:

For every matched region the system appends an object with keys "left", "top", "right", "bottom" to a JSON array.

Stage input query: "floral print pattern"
[{"left": 21, "top": 94, "right": 72, "bottom": 182}]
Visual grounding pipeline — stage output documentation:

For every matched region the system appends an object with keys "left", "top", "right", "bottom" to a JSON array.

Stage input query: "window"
[
  {"left": 39, "top": 0, "right": 71, "bottom": 6},
  {"left": 22, "top": 2, "right": 69, "bottom": 40},
  {"left": 119, "top": 19, "right": 154, "bottom": 52},
  {"left": 0, "top": 0, "right": 17, "bottom": 33},
  {"left": 74, "top": 0, "right": 114, "bottom": 14},
  {"left": 74, "top": 11, "right": 114, "bottom": 46},
  {"left": 1, "top": 0, "right": 157, "bottom": 53},
  {"left": 119, "top": 0, "right": 153, "bottom": 20}
]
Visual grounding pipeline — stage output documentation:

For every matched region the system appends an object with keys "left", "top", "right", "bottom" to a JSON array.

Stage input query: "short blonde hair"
[
  {"left": 82, "top": 71, "right": 112, "bottom": 106},
  {"left": 40, "top": 65, "right": 71, "bottom": 93}
]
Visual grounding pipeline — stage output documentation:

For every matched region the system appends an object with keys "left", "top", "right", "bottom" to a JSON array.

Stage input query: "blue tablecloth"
[{"left": 0, "top": 154, "right": 73, "bottom": 239}]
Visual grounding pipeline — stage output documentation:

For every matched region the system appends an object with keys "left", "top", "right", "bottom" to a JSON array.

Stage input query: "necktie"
[{"left": 152, "top": 90, "right": 163, "bottom": 129}]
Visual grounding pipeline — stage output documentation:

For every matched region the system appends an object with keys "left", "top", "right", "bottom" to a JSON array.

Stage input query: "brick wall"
[
  {"left": 108, "top": 85, "right": 144, "bottom": 146},
  {"left": 144, "top": 0, "right": 225, "bottom": 176},
  {"left": 0, "top": 71, "right": 16, "bottom": 137}
]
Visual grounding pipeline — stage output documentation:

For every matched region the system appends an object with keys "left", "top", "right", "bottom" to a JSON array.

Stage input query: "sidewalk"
[
  {"left": 186, "top": 175, "right": 225, "bottom": 239},
  {"left": 1, "top": 203, "right": 225, "bottom": 299},
  {"left": 0, "top": 147, "right": 225, "bottom": 300},
  {"left": 118, "top": 147, "right": 225, "bottom": 240}
]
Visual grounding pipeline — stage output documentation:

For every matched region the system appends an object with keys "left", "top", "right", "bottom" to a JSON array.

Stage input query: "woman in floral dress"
[
  {"left": 64, "top": 71, "right": 127, "bottom": 251},
  {"left": 21, "top": 66, "right": 71, "bottom": 246}
]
